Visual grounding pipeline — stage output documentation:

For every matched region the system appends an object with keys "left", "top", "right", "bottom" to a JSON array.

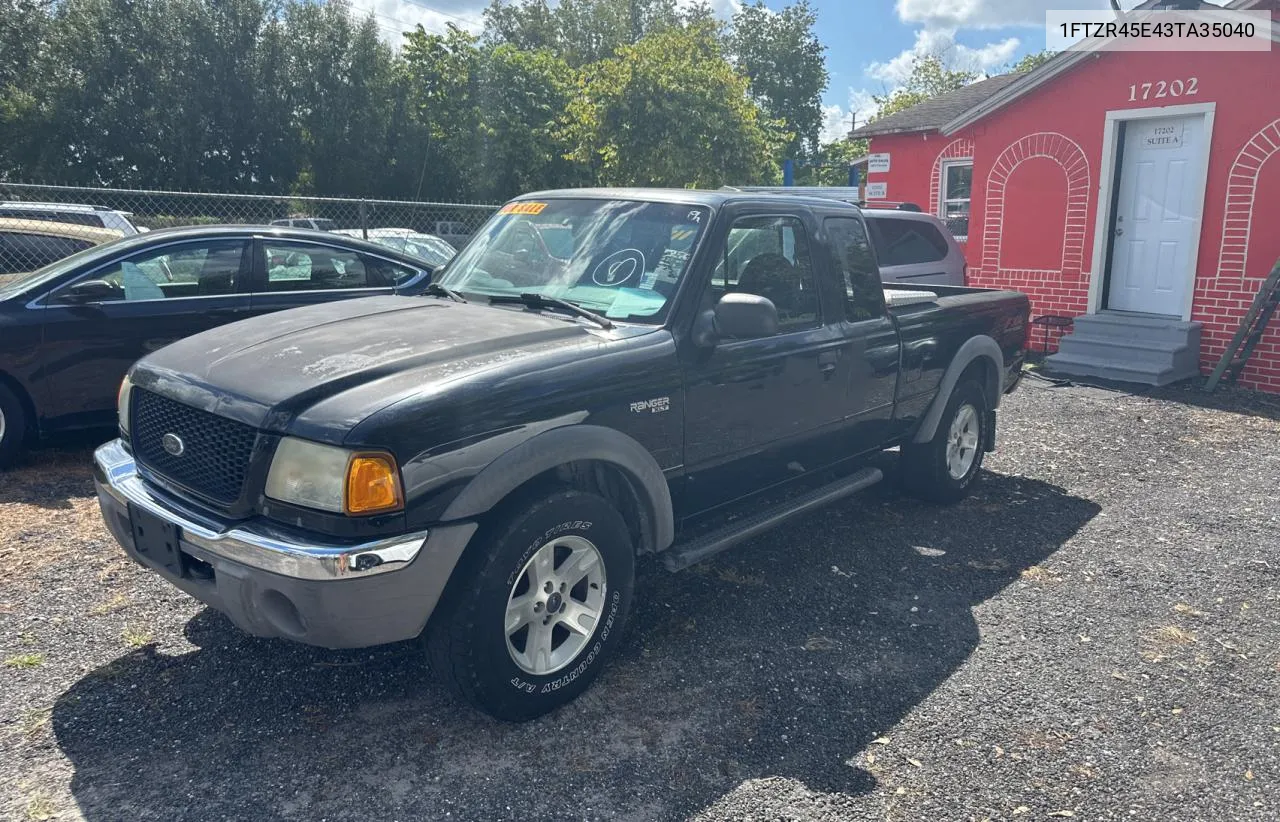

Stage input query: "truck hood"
[{"left": 132, "top": 295, "right": 609, "bottom": 431}]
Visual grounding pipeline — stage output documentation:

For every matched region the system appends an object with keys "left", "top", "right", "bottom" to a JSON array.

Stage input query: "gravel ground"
[{"left": 2, "top": 378, "right": 1278, "bottom": 822}]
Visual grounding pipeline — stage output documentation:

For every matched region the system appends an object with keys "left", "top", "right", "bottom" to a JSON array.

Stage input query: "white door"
[{"left": 1107, "top": 114, "right": 1205, "bottom": 315}]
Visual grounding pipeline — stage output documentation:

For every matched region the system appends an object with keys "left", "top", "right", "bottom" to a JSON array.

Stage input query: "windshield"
[
  {"left": 373, "top": 234, "right": 456, "bottom": 267},
  {"left": 438, "top": 198, "right": 710, "bottom": 323}
]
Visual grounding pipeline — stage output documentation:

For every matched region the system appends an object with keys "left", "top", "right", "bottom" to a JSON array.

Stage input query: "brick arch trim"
[
  {"left": 929, "top": 137, "right": 974, "bottom": 219},
  {"left": 981, "top": 132, "right": 1091, "bottom": 281},
  {"left": 1217, "top": 118, "right": 1280, "bottom": 283}
]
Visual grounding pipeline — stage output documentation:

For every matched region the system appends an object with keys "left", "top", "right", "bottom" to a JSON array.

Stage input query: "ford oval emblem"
[{"left": 161, "top": 433, "right": 185, "bottom": 457}]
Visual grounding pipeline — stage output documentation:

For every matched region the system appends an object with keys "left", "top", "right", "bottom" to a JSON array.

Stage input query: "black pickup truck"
[{"left": 94, "top": 188, "right": 1029, "bottom": 720}]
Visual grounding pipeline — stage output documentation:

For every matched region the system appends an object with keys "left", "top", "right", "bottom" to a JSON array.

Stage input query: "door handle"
[{"left": 818, "top": 350, "right": 839, "bottom": 379}]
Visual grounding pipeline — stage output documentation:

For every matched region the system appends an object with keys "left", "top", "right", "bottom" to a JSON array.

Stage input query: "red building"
[{"left": 851, "top": 0, "right": 1280, "bottom": 392}]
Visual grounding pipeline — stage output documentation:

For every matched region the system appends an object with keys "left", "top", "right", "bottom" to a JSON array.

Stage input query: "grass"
[
  {"left": 24, "top": 791, "right": 56, "bottom": 821},
  {"left": 18, "top": 707, "right": 52, "bottom": 738},
  {"left": 1153, "top": 625, "right": 1198, "bottom": 644},
  {"left": 1020, "top": 565, "right": 1061, "bottom": 583},
  {"left": 4, "top": 653, "right": 45, "bottom": 669},
  {"left": 122, "top": 626, "right": 154, "bottom": 648},
  {"left": 90, "top": 593, "right": 132, "bottom": 617}
]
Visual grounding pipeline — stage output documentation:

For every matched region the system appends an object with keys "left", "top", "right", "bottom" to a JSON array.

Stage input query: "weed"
[{"left": 122, "top": 627, "right": 154, "bottom": 648}]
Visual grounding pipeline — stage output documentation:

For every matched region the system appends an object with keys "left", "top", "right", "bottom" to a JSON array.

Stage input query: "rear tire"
[
  {"left": 426, "top": 487, "right": 635, "bottom": 722},
  {"left": 900, "top": 378, "right": 988, "bottom": 503},
  {"left": 0, "top": 383, "right": 28, "bottom": 470}
]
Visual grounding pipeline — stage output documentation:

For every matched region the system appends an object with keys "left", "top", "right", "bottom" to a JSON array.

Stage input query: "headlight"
[
  {"left": 117, "top": 375, "right": 133, "bottom": 435},
  {"left": 265, "top": 437, "right": 404, "bottom": 516}
]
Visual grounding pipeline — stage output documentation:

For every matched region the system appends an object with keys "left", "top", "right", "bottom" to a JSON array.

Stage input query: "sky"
[{"left": 346, "top": 0, "right": 1234, "bottom": 144}]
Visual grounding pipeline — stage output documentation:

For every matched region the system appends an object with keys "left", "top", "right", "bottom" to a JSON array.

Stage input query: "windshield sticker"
[
  {"left": 591, "top": 248, "right": 645, "bottom": 287},
  {"left": 687, "top": 210, "right": 702, "bottom": 223},
  {"left": 499, "top": 201, "right": 549, "bottom": 215},
  {"left": 669, "top": 224, "right": 698, "bottom": 252}
]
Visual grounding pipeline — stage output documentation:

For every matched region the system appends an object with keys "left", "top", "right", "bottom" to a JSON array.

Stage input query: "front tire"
[
  {"left": 427, "top": 487, "right": 635, "bottom": 721},
  {"left": 0, "top": 383, "right": 29, "bottom": 469},
  {"left": 900, "top": 378, "right": 988, "bottom": 503}
]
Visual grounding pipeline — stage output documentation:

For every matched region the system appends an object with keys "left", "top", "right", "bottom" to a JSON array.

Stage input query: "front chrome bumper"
[
  {"left": 93, "top": 439, "right": 427, "bottom": 581},
  {"left": 93, "top": 439, "right": 479, "bottom": 648}
]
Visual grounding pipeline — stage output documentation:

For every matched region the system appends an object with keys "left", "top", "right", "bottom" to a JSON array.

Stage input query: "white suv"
[{"left": 0, "top": 202, "right": 140, "bottom": 235}]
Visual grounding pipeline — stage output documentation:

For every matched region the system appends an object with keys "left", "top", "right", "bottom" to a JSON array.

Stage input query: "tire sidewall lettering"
[{"left": 505, "top": 519, "right": 594, "bottom": 588}]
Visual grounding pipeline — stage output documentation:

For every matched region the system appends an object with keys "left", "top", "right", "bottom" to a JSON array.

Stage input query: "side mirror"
[
  {"left": 713, "top": 293, "right": 779, "bottom": 340},
  {"left": 61, "top": 279, "right": 118, "bottom": 303}
]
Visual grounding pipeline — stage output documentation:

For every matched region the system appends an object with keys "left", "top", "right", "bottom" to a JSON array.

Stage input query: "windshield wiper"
[
  {"left": 423, "top": 282, "right": 467, "bottom": 303},
  {"left": 488, "top": 293, "right": 614, "bottom": 330}
]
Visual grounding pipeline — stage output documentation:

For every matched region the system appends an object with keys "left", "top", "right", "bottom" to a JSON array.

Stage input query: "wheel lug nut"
[
  {"left": 560, "top": 582, "right": 566, "bottom": 592},
  {"left": 534, "top": 602, "right": 543, "bottom": 612},
  {"left": 544, "top": 582, "right": 553, "bottom": 593}
]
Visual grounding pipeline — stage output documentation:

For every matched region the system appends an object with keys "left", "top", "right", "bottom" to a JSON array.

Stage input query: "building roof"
[
  {"left": 855, "top": 0, "right": 1273, "bottom": 141},
  {"left": 848, "top": 73, "right": 1028, "bottom": 139}
]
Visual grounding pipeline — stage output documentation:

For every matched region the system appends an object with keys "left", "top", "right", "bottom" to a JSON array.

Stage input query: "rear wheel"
[
  {"left": 427, "top": 487, "right": 635, "bottom": 721},
  {"left": 900, "top": 378, "right": 988, "bottom": 503},
  {"left": 0, "top": 383, "right": 28, "bottom": 469}
]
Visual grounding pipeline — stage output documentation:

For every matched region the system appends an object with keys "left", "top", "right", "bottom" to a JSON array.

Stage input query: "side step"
[{"left": 662, "top": 467, "right": 883, "bottom": 572}]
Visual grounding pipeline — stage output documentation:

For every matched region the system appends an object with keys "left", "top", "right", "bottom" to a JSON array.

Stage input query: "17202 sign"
[{"left": 1128, "top": 77, "right": 1199, "bottom": 102}]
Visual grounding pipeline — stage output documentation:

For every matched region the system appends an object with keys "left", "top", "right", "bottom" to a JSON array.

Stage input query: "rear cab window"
[{"left": 865, "top": 217, "right": 950, "bottom": 266}]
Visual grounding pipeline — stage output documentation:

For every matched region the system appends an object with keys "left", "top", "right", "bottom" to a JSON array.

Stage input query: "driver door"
[
  {"left": 677, "top": 212, "right": 852, "bottom": 516},
  {"left": 39, "top": 238, "right": 251, "bottom": 429}
]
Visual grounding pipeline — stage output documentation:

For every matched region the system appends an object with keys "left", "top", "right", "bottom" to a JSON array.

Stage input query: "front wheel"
[
  {"left": 426, "top": 488, "right": 635, "bottom": 721},
  {"left": 900, "top": 378, "right": 988, "bottom": 503},
  {"left": 0, "top": 383, "right": 29, "bottom": 470}
]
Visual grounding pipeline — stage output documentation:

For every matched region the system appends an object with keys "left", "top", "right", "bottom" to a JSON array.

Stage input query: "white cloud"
[
  {"left": 895, "top": 0, "right": 1233, "bottom": 30},
  {"left": 352, "top": 0, "right": 744, "bottom": 46},
  {"left": 866, "top": 27, "right": 1020, "bottom": 86},
  {"left": 348, "top": 0, "right": 486, "bottom": 44},
  {"left": 677, "top": 0, "right": 742, "bottom": 18},
  {"left": 819, "top": 89, "right": 880, "bottom": 144}
]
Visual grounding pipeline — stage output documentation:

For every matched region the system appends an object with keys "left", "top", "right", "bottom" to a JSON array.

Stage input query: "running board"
[{"left": 662, "top": 467, "right": 883, "bottom": 572}]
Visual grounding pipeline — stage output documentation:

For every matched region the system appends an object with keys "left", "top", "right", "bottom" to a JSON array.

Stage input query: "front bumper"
[{"left": 93, "top": 439, "right": 477, "bottom": 648}]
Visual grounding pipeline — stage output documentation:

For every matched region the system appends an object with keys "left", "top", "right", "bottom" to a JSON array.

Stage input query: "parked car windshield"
[
  {"left": 372, "top": 234, "right": 456, "bottom": 267},
  {"left": 438, "top": 198, "right": 710, "bottom": 323}
]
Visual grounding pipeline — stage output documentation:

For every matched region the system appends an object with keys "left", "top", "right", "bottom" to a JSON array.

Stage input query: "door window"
[
  {"left": 824, "top": 217, "right": 885, "bottom": 322},
  {"left": 866, "top": 217, "right": 950, "bottom": 267},
  {"left": 940, "top": 161, "right": 973, "bottom": 240},
  {"left": 53, "top": 240, "right": 247, "bottom": 302},
  {"left": 712, "top": 215, "right": 819, "bottom": 330},
  {"left": 263, "top": 242, "right": 397, "bottom": 291}
]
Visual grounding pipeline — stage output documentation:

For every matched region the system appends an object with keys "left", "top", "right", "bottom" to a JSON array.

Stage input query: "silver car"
[{"left": 862, "top": 208, "right": 967, "bottom": 287}]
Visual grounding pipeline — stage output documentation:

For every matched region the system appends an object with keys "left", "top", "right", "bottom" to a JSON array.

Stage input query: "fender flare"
[
  {"left": 440, "top": 424, "right": 675, "bottom": 553},
  {"left": 912, "top": 335, "right": 1004, "bottom": 444}
]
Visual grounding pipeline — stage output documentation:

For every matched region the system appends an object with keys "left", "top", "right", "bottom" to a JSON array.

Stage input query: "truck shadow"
[{"left": 51, "top": 472, "right": 1099, "bottom": 821}]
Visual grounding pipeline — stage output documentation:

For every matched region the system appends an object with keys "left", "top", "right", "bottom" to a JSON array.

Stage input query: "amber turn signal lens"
[{"left": 344, "top": 454, "right": 403, "bottom": 515}]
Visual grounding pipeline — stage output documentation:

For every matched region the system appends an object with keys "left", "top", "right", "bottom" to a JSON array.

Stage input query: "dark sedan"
[{"left": 0, "top": 224, "right": 438, "bottom": 466}]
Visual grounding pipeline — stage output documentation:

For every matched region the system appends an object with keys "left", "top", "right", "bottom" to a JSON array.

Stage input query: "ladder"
[{"left": 1204, "top": 257, "right": 1280, "bottom": 392}]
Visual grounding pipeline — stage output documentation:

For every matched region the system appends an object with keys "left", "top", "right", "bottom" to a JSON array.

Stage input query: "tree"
[
  {"left": 1006, "top": 50, "right": 1055, "bottom": 74},
  {"left": 482, "top": 0, "right": 686, "bottom": 67},
  {"left": 871, "top": 55, "right": 977, "bottom": 122},
  {"left": 474, "top": 45, "right": 584, "bottom": 200},
  {"left": 728, "top": 0, "right": 827, "bottom": 162},
  {"left": 806, "top": 137, "right": 869, "bottom": 187},
  {"left": 562, "top": 23, "right": 781, "bottom": 188},
  {"left": 400, "top": 23, "right": 484, "bottom": 200}
]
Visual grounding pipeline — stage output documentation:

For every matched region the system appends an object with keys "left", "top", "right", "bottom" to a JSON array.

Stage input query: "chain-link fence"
[{"left": 0, "top": 182, "right": 499, "bottom": 276}]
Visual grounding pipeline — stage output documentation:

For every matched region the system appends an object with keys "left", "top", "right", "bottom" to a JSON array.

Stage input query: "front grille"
[{"left": 131, "top": 389, "right": 258, "bottom": 505}]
